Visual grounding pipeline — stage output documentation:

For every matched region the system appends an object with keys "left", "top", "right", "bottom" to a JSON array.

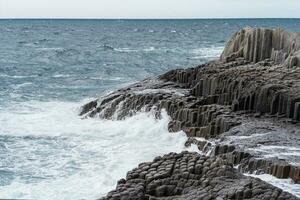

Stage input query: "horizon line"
[{"left": 1, "top": 17, "right": 300, "bottom": 20}]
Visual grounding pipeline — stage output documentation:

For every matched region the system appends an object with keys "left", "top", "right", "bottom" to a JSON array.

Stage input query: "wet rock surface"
[
  {"left": 99, "top": 152, "right": 298, "bottom": 200},
  {"left": 81, "top": 27, "right": 300, "bottom": 199}
]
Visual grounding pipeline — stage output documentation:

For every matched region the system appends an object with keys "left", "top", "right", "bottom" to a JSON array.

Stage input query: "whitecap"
[
  {"left": 0, "top": 74, "right": 38, "bottom": 79},
  {"left": 143, "top": 47, "right": 156, "bottom": 52},
  {"left": 191, "top": 46, "right": 224, "bottom": 60},
  {"left": 52, "top": 74, "right": 71, "bottom": 78},
  {"left": 114, "top": 47, "right": 156, "bottom": 53},
  {"left": 12, "top": 82, "right": 33, "bottom": 89},
  {"left": 37, "top": 47, "right": 64, "bottom": 51},
  {"left": 114, "top": 48, "right": 139, "bottom": 52},
  {"left": 0, "top": 100, "right": 191, "bottom": 199}
]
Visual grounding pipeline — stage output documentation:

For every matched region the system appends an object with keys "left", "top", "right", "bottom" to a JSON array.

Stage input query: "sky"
[{"left": 0, "top": 0, "right": 300, "bottom": 19}]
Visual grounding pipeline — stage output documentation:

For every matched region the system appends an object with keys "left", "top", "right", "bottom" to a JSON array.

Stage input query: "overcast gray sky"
[{"left": 0, "top": 0, "right": 299, "bottom": 19}]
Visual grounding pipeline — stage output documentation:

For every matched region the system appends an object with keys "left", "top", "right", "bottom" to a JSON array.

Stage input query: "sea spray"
[{"left": 0, "top": 100, "right": 191, "bottom": 199}]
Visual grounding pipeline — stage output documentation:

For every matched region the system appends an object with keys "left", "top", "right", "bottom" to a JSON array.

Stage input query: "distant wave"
[
  {"left": 12, "top": 82, "right": 33, "bottom": 89},
  {"left": 189, "top": 46, "right": 224, "bottom": 60},
  {"left": 114, "top": 47, "right": 156, "bottom": 53},
  {"left": 101, "top": 44, "right": 223, "bottom": 61},
  {"left": 89, "top": 76, "right": 123, "bottom": 81},
  {"left": 102, "top": 44, "right": 156, "bottom": 53},
  {"left": 36, "top": 47, "right": 63, "bottom": 52},
  {"left": 0, "top": 74, "right": 38, "bottom": 79},
  {"left": 52, "top": 74, "right": 71, "bottom": 78}
]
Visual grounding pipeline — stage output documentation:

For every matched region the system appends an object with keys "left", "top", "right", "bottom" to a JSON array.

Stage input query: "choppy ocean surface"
[{"left": 1, "top": 19, "right": 300, "bottom": 199}]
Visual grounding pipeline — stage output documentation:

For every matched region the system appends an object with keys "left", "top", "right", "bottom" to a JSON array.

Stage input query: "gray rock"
[
  {"left": 220, "top": 27, "right": 300, "bottom": 68},
  {"left": 100, "top": 152, "right": 298, "bottom": 200},
  {"left": 81, "top": 27, "right": 300, "bottom": 199}
]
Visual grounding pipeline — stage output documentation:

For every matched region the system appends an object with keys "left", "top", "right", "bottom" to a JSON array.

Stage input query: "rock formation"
[
  {"left": 220, "top": 27, "right": 300, "bottom": 68},
  {"left": 81, "top": 27, "right": 300, "bottom": 199},
  {"left": 99, "top": 152, "right": 298, "bottom": 200}
]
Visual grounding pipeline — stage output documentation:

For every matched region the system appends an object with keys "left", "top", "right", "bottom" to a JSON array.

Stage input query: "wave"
[
  {"left": 0, "top": 100, "right": 194, "bottom": 199},
  {"left": 89, "top": 76, "right": 124, "bottom": 81},
  {"left": 189, "top": 46, "right": 224, "bottom": 60},
  {"left": 11, "top": 82, "right": 33, "bottom": 89},
  {"left": 52, "top": 74, "right": 71, "bottom": 78},
  {"left": 113, "top": 47, "right": 139, "bottom": 52},
  {"left": 114, "top": 47, "right": 156, "bottom": 53},
  {"left": 101, "top": 44, "right": 156, "bottom": 53},
  {"left": 0, "top": 74, "right": 38, "bottom": 79},
  {"left": 37, "top": 47, "right": 64, "bottom": 51},
  {"left": 101, "top": 45, "right": 222, "bottom": 59}
]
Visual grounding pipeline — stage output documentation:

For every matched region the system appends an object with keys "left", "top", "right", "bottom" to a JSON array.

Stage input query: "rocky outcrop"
[
  {"left": 81, "top": 27, "right": 300, "bottom": 199},
  {"left": 220, "top": 27, "right": 300, "bottom": 68},
  {"left": 100, "top": 152, "right": 298, "bottom": 200}
]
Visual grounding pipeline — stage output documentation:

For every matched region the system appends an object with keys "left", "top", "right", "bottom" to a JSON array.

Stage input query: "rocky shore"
[
  {"left": 81, "top": 27, "right": 300, "bottom": 199},
  {"left": 100, "top": 152, "right": 297, "bottom": 200}
]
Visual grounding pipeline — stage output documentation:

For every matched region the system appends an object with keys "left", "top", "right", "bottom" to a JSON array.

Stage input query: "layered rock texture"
[
  {"left": 100, "top": 152, "right": 298, "bottom": 200},
  {"left": 220, "top": 27, "right": 300, "bottom": 68},
  {"left": 81, "top": 27, "right": 300, "bottom": 199}
]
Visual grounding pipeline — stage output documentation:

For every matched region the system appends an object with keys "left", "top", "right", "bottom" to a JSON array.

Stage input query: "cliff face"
[
  {"left": 81, "top": 27, "right": 300, "bottom": 199},
  {"left": 220, "top": 27, "right": 300, "bottom": 68}
]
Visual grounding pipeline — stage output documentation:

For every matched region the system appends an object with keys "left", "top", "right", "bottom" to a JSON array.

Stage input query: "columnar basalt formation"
[
  {"left": 81, "top": 27, "right": 300, "bottom": 199},
  {"left": 100, "top": 152, "right": 298, "bottom": 200},
  {"left": 220, "top": 27, "right": 300, "bottom": 68}
]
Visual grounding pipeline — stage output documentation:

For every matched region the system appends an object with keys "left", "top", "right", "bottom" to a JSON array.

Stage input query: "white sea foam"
[
  {"left": 244, "top": 173, "right": 300, "bottom": 198},
  {"left": 52, "top": 74, "right": 71, "bottom": 78},
  {"left": 0, "top": 100, "right": 191, "bottom": 200},
  {"left": 0, "top": 74, "right": 38, "bottom": 79},
  {"left": 114, "top": 47, "right": 156, "bottom": 53},
  {"left": 12, "top": 82, "right": 33, "bottom": 89},
  {"left": 190, "top": 46, "right": 224, "bottom": 59},
  {"left": 246, "top": 145, "right": 300, "bottom": 165}
]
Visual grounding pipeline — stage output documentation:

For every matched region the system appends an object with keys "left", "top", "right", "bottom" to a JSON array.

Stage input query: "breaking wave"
[{"left": 0, "top": 100, "right": 190, "bottom": 199}]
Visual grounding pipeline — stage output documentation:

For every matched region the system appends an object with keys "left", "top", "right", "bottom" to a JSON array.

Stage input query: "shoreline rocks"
[
  {"left": 100, "top": 152, "right": 298, "bottom": 200},
  {"left": 81, "top": 27, "right": 300, "bottom": 199}
]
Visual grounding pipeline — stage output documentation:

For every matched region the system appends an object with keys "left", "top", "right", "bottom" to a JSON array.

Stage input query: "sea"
[{"left": 1, "top": 19, "right": 300, "bottom": 199}]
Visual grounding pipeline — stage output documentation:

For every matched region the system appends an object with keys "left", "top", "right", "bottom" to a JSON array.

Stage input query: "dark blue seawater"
[
  {"left": 1, "top": 19, "right": 300, "bottom": 104},
  {"left": 1, "top": 19, "right": 300, "bottom": 199}
]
